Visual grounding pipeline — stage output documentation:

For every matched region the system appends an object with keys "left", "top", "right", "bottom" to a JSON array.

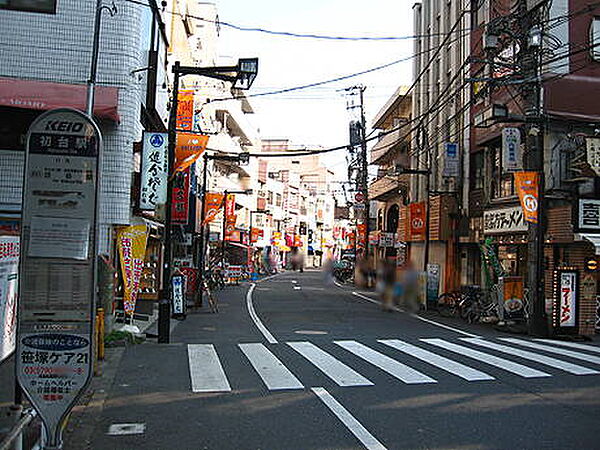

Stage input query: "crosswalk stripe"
[
  {"left": 420, "top": 339, "right": 551, "bottom": 378},
  {"left": 187, "top": 344, "right": 231, "bottom": 393},
  {"left": 379, "top": 339, "right": 495, "bottom": 381},
  {"left": 287, "top": 341, "right": 374, "bottom": 387},
  {"left": 533, "top": 339, "right": 600, "bottom": 355},
  {"left": 238, "top": 343, "right": 304, "bottom": 391},
  {"left": 334, "top": 340, "right": 437, "bottom": 384},
  {"left": 462, "top": 338, "right": 599, "bottom": 375},
  {"left": 500, "top": 338, "right": 600, "bottom": 365}
]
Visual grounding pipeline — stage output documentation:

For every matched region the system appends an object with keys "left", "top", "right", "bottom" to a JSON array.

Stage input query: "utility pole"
[
  {"left": 517, "top": 0, "right": 548, "bottom": 336},
  {"left": 358, "top": 86, "right": 370, "bottom": 256}
]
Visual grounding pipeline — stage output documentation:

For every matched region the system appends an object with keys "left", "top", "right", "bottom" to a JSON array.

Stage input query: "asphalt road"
[{"left": 72, "top": 270, "right": 600, "bottom": 450}]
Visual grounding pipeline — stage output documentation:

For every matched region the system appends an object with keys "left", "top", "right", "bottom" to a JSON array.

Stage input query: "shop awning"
[
  {"left": 578, "top": 233, "right": 600, "bottom": 255},
  {"left": 0, "top": 77, "right": 120, "bottom": 122}
]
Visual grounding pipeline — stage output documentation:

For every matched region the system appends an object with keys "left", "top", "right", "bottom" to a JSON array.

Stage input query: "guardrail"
[{"left": 0, "top": 406, "right": 38, "bottom": 450}]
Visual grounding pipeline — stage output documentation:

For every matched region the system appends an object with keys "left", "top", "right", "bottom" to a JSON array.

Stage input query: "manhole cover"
[{"left": 107, "top": 423, "right": 146, "bottom": 436}]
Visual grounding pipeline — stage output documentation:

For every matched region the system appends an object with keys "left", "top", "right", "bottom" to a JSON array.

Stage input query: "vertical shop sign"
[
  {"left": 578, "top": 199, "right": 600, "bottom": 231},
  {"left": 557, "top": 270, "right": 578, "bottom": 328},
  {"left": 117, "top": 224, "right": 148, "bottom": 317},
  {"left": 502, "top": 128, "right": 522, "bottom": 172},
  {"left": 356, "top": 224, "right": 367, "bottom": 249},
  {"left": 225, "top": 194, "right": 236, "bottom": 217},
  {"left": 442, "top": 142, "right": 460, "bottom": 178},
  {"left": 171, "top": 274, "right": 185, "bottom": 316},
  {"left": 514, "top": 171, "right": 539, "bottom": 224},
  {"left": 140, "top": 132, "right": 168, "bottom": 210},
  {"left": 409, "top": 202, "right": 426, "bottom": 241},
  {"left": 176, "top": 90, "right": 194, "bottom": 131},
  {"left": 0, "top": 236, "right": 19, "bottom": 362},
  {"left": 586, "top": 137, "right": 600, "bottom": 176},
  {"left": 171, "top": 167, "right": 190, "bottom": 224},
  {"left": 17, "top": 108, "right": 101, "bottom": 449},
  {"left": 426, "top": 263, "right": 440, "bottom": 305}
]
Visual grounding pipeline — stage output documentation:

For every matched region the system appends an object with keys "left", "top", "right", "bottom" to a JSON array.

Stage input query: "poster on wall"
[
  {"left": 0, "top": 236, "right": 19, "bottom": 362},
  {"left": 117, "top": 224, "right": 148, "bottom": 317}
]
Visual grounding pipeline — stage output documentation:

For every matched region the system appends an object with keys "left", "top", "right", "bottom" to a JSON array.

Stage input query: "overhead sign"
[
  {"left": 502, "top": 128, "right": 522, "bottom": 172},
  {"left": 483, "top": 206, "right": 527, "bottom": 234},
  {"left": 140, "top": 132, "right": 168, "bottom": 210},
  {"left": 442, "top": 142, "right": 459, "bottom": 178},
  {"left": 578, "top": 199, "right": 600, "bottom": 232},
  {"left": 0, "top": 236, "right": 19, "bottom": 362},
  {"left": 558, "top": 270, "right": 578, "bottom": 328},
  {"left": 514, "top": 171, "right": 539, "bottom": 223},
  {"left": 17, "top": 108, "right": 101, "bottom": 449},
  {"left": 586, "top": 137, "right": 600, "bottom": 176}
]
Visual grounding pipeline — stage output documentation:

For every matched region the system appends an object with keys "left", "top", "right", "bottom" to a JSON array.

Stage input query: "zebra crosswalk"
[{"left": 186, "top": 338, "right": 600, "bottom": 393}]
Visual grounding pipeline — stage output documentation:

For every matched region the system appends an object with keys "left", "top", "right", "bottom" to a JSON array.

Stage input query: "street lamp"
[{"left": 158, "top": 59, "right": 258, "bottom": 343}]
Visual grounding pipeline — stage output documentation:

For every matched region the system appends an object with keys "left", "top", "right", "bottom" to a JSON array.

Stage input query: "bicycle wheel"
[{"left": 437, "top": 293, "right": 457, "bottom": 317}]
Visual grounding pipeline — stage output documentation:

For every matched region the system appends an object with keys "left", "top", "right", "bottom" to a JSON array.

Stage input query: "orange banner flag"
[
  {"left": 203, "top": 193, "right": 225, "bottom": 225},
  {"left": 514, "top": 171, "right": 539, "bottom": 224},
  {"left": 174, "top": 132, "right": 209, "bottom": 174},
  {"left": 176, "top": 90, "right": 194, "bottom": 131}
]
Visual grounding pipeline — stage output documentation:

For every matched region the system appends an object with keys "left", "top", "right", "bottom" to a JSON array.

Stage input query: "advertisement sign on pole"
[
  {"left": 514, "top": 171, "right": 539, "bottom": 224},
  {"left": 171, "top": 274, "right": 185, "bottom": 316},
  {"left": 140, "top": 132, "right": 168, "bottom": 210},
  {"left": 502, "top": 128, "right": 522, "bottom": 172},
  {"left": 0, "top": 236, "right": 19, "bottom": 362},
  {"left": 557, "top": 270, "right": 578, "bottom": 328},
  {"left": 442, "top": 142, "right": 460, "bottom": 178},
  {"left": 17, "top": 108, "right": 101, "bottom": 449}
]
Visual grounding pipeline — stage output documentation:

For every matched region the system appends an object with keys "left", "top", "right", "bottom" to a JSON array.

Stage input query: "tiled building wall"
[{"left": 0, "top": 1, "right": 147, "bottom": 250}]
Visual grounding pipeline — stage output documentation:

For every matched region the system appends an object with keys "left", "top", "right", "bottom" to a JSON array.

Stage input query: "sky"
[{"left": 213, "top": 0, "right": 416, "bottom": 173}]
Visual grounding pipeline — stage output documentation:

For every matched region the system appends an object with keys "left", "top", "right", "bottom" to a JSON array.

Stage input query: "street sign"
[
  {"left": 502, "top": 128, "right": 522, "bottom": 172},
  {"left": 442, "top": 142, "right": 459, "bottom": 178},
  {"left": 17, "top": 108, "right": 101, "bottom": 449},
  {"left": 354, "top": 192, "right": 365, "bottom": 203}
]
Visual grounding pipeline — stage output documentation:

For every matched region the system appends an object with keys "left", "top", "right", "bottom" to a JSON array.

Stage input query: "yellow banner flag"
[{"left": 117, "top": 224, "right": 148, "bottom": 316}]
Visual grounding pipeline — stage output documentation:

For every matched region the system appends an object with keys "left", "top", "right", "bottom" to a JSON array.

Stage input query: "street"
[{"left": 66, "top": 271, "right": 600, "bottom": 450}]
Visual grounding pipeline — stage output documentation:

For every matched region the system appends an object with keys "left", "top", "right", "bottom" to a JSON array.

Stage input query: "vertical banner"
[
  {"left": 426, "top": 263, "right": 440, "bottom": 306},
  {"left": 17, "top": 108, "right": 101, "bottom": 449},
  {"left": 514, "top": 171, "right": 539, "bottom": 224},
  {"left": 225, "top": 214, "right": 237, "bottom": 240},
  {"left": 557, "top": 270, "right": 578, "bottom": 328},
  {"left": 502, "top": 127, "right": 522, "bottom": 172},
  {"left": 171, "top": 274, "right": 185, "bottom": 316},
  {"left": 176, "top": 89, "right": 194, "bottom": 131},
  {"left": 140, "top": 132, "right": 168, "bottom": 210},
  {"left": 409, "top": 202, "right": 426, "bottom": 241},
  {"left": 225, "top": 194, "right": 236, "bottom": 217},
  {"left": 442, "top": 142, "right": 460, "bottom": 177},
  {"left": 171, "top": 167, "right": 190, "bottom": 224},
  {"left": 0, "top": 236, "right": 19, "bottom": 362},
  {"left": 174, "top": 132, "right": 209, "bottom": 174},
  {"left": 203, "top": 193, "right": 225, "bottom": 224},
  {"left": 117, "top": 224, "right": 148, "bottom": 317},
  {"left": 356, "top": 223, "right": 367, "bottom": 249}
]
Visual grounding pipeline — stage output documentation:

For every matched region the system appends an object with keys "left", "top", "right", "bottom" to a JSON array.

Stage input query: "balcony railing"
[{"left": 371, "top": 127, "right": 409, "bottom": 165}]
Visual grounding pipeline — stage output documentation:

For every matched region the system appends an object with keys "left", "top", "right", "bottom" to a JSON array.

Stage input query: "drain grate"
[{"left": 107, "top": 423, "right": 146, "bottom": 436}]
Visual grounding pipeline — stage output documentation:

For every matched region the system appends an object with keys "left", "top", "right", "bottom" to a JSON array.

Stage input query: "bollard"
[
  {"left": 97, "top": 308, "right": 105, "bottom": 360},
  {"left": 93, "top": 313, "right": 100, "bottom": 376}
]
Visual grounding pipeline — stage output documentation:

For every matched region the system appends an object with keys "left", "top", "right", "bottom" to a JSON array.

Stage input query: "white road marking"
[
  {"left": 500, "top": 338, "right": 600, "bottom": 365},
  {"left": 409, "top": 315, "right": 480, "bottom": 338},
  {"left": 335, "top": 340, "right": 436, "bottom": 384},
  {"left": 379, "top": 339, "right": 494, "bottom": 381},
  {"left": 239, "top": 343, "right": 304, "bottom": 391},
  {"left": 421, "top": 339, "right": 551, "bottom": 378},
  {"left": 462, "top": 338, "right": 599, "bottom": 375},
  {"left": 187, "top": 344, "right": 231, "bottom": 393},
  {"left": 291, "top": 280, "right": 297, "bottom": 284},
  {"left": 311, "top": 387, "right": 387, "bottom": 450},
  {"left": 246, "top": 283, "right": 278, "bottom": 344},
  {"left": 533, "top": 339, "right": 600, "bottom": 354},
  {"left": 288, "top": 341, "right": 374, "bottom": 387},
  {"left": 294, "top": 286, "right": 302, "bottom": 290},
  {"left": 352, "top": 291, "right": 383, "bottom": 307}
]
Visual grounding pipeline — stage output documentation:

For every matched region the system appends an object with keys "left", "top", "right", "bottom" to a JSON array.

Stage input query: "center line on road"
[
  {"left": 311, "top": 387, "right": 387, "bottom": 450},
  {"left": 294, "top": 286, "right": 302, "bottom": 290},
  {"left": 246, "top": 283, "right": 278, "bottom": 344}
]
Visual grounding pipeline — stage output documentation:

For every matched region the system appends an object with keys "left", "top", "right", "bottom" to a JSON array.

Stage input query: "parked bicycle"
[
  {"left": 333, "top": 260, "right": 354, "bottom": 283},
  {"left": 437, "top": 285, "right": 498, "bottom": 324}
]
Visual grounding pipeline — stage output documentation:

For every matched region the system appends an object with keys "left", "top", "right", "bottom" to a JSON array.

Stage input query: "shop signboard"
[
  {"left": 483, "top": 206, "right": 527, "bottom": 234},
  {"left": 426, "top": 263, "right": 440, "bottom": 306},
  {"left": 586, "top": 137, "right": 600, "bottom": 176},
  {"left": 171, "top": 274, "right": 185, "bottom": 316},
  {"left": 557, "top": 270, "right": 578, "bottom": 328},
  {"left": 379, "top": 232, "right": 394, "bottom": 247},
  {"left": 139, "top": 132, "right": 168, "bottom": 210},
  {"left": 409, "top": 202, "right": 426, "bottom": 241},
  {"left": 499, "top": 276, "right": 525, "bottom": 321},
  {"left": 442, "top": 142, "right": 460, "bottom": 178},
  {"left": 577, "top": 199, "right": 600, "bottom": 232},
  {"left": 171, "top": 167, "right": 190, "bottom": 224},
  {"left": 514, "top": 171, "right": 539, "bottom": 223},
  {"left": 502, "top": 128, "right": 522, "bottom": 172},
  {"left": 0, "top": 236, "right": 18, "bottom": 362},
  {"left": 17, "top": 108, "right": 101, "bottom": 449}
]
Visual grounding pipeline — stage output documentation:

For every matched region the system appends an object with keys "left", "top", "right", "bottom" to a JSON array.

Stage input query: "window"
[
  {"left": 470, "top": 151, "right": 484, "bottom": 190},
  {"left": 489, "top": 143, "right": 515, "bottom": 199},
  {"left": 267, "top": 191, "right": 274, "bottom": 205},
  {"left": 0, "top": 0, "right": 56, "bottom": 13},
  {"left": 276, "top": 193, "right": 282, "bottom": 207}
]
